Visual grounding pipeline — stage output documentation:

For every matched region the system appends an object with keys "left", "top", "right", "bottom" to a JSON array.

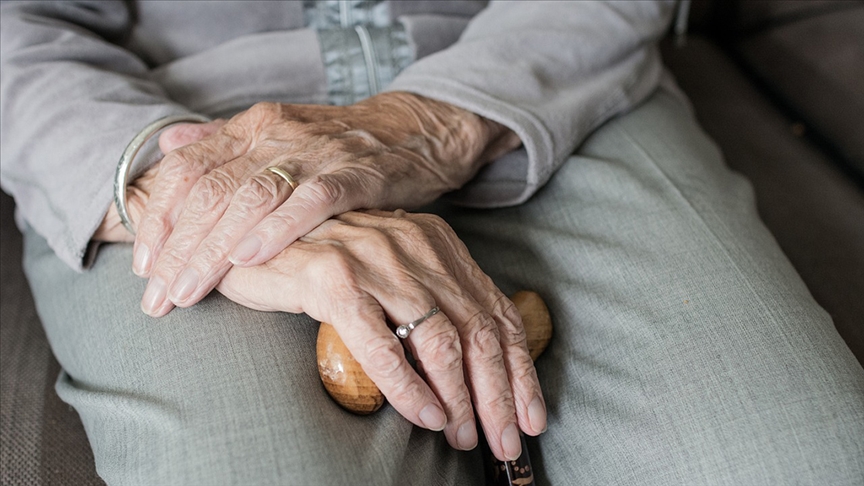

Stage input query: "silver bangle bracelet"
[{"left": 113, "top": 114, "right": 211, "bottom": 235}]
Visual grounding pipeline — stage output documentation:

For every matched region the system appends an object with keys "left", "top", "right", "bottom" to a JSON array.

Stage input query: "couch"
[{"left": 2, "top": 1, "right": 862, "bottom": 483}]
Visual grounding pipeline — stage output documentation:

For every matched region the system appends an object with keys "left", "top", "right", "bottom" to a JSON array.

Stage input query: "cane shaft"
[{"left": 483, "top": 430, "right": 536, "bottom": 486}]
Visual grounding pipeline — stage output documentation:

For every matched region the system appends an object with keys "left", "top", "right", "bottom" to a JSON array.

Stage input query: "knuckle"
[
  {"left": 162, "top": 146, "right": 209, "bottom": 177},
  {"left": 195, "top": 239, "right": 230, "bottom": 266},
  {"left": 350, "top": 226, "right": 392, "bottom": 255},
  {"left": 234, "top": 175, "right": 282, "bottom": 209},
  {"left": 397, "top": 218, "right": 427, "bottom": 241},
  {"left": 393, "top": 215, "right": 458, "bottom": 252},
  {"left": 322, "top": 248, "right": 352, "bottom": 274},
  {"left": 502, "top": 321, "right": 528, "bottom": 348},
  {"left": 188, "top": 171, "right": 234, "bottom": 211},
  {"left": 449, "top": 394, "right": 474, "bottom": 417},
  {"left": 312, "top": 248, "right": 358, "bottom": 288},
  {"left": 156, "top": 244, "right": 189, "bottom": 271},
  {"left": 389, "top": 219, "right": 437, "bottom": 257},
  {"left": 303, "top": 176, "right": 344, "bottom": 208},
  {"left": 168, "top": 123, "right": 206, "bottom": 144},
  {"left": 468, "top": 315, "right": 503, "bottom": 363},
  {"left": 328, "top": 130, "right": 384, "bottom": 155},
  {"left": 482, "top": 389, "right": 516, "bottom": 415},
  {"left": 510, "top": 355, "right": 538, "bottom": 384},
  {"left": 421, "top": 327, "right": 462, "bottom": 370},
  {"left": 259, "top": 210, "right": 301, "bottom": 239},
  {"left": 247, "top": 101, "right": 282, "bottom": 120},
  {"left": 388, "top": 376, "right": 425, "bottom": 408},
  {"left": 497, "top": 304, "right": 527, "bottom": 346},
  {"left": 364, "top": 335, "right": 406, "bottom": 379},
  {"left": 160, "top": 149, "right": 192, "bottom": 173},
  {"left": 138, "top": 212, "right": 169, "bottom": 238}
]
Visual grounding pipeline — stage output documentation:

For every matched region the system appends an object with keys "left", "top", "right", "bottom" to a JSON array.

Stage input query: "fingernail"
[
  {"left": 141, "top": 277, "right": 167, "bottom": 315},
  {"left": 133, "top": 244, "right": 151, "bottom": 276},
  {"left": 169, "top": 268, "right": 199, "bottom": 303},
  {"left": 456, "top": 420, "right": 478, "bottom": 450},
  {"left": 528, "top": 396, "right": 547, "bottom": 434},
  {"left": 229, "top": 236, "right": 262, "bottom": 265},
  {"left": 419, "top": 404, "right": 446, "bottom": 431},
  {"left": 501, "top": 423, "right": 522, "bottom": 461}
]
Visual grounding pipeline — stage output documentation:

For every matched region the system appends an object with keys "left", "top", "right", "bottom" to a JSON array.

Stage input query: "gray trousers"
[{"left": 23, "top": 90, "right": 864, "bottom": 485}]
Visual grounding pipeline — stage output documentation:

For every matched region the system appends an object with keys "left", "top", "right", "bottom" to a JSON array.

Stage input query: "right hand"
[{"left": 217, "top": 210, "right": 547, "bottom": 461}]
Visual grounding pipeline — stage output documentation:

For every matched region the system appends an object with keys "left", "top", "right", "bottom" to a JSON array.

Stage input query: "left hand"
[
  {"left": 134, "top": 92, "right": 520, "bottom": 317},
  {"left": 217, "top": 209, "right": 547, "bottom": 461}
]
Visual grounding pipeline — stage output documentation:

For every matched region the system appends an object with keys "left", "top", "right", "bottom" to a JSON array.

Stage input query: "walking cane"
[{"left": 317, "top": 291, "right": 552, "bottom": 486}]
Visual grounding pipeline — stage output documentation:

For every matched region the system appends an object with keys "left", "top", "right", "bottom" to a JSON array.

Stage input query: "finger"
[
  {"left": 370, "top": 277, "right": 477, "bottom": 452},
  {"left": 338, "top": 300, "right": 449, "bottom": 432},
  {"left": 352, "top": 211, "right": 533, "bottom": 460},
  {"left": 480, "top": 288, "right": 546, "bottom": 436},
  {"left": 141, "top": 149, "right": 275, "bottom": 316},
  {"left": 158, "top": 119, "right": 227, "bottom": 154},
  {"left": 305, "top": 218, "right": 475, "bottom": 441},
  {"left": 330, "top": 214, "right": 496, "bottom": 454},
  {"left": 403, "top": 311, "right": 478, "bottom": 451},
  {"left": 166, "top": 167, "right": 296, "bottom": 307},
  {"left": 295, "top": 243, "right": 450, "bottom": 434},
  {"left": 435, "top": 287, "right": 521, "bottom": 461},
  {"left": 412, "top": 214, "right": 546, "bottom": 437},
  {"left": 133, "top": 125, "right": 251, "bottom": 277},
  {"left": 228, "top": 171, "right": 363, "bottom": 267}
]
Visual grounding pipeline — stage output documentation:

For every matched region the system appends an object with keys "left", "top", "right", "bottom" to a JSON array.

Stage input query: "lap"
[
  {"left": 440, "top": 89, "right": 864, "bottom": 484},
  {"left": 23, "top": 89, "right": 864, "bottom": 485},
  {"left": 24, "top": 228, "right": 480, "bottom": 485}
]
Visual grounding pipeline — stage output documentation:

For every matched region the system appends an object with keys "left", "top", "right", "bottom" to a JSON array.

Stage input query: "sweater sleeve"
[
  {"left": 386, "top": 0, "right": 676, "bottom": 207},
  {"left": 0, "top": 1, "right": 192, "bottom": 271}
]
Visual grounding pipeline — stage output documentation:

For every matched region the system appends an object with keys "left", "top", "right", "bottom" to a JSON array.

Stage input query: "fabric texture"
[
  {"left": 3, "top": 1, "right": 863, "bottom": 484},
  {"left": 20, "top": 90, "right": 864, "bottom": 485},
  {"left": 661, "top": 36, "right": 864, "bottom": 363},
  {"left": 0, "top": 193, "right": 103, "bottom": 485},
  {"left": 387, "top": 1, "right": 675, "bottom": 209}
]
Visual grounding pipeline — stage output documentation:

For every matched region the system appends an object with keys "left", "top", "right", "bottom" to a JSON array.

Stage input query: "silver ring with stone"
[
  {"left": 114, "top": 114, "right": 211, "bottom": 235},
  {"left": 396, "top": 306, "right": 440, "bottom": 339}
]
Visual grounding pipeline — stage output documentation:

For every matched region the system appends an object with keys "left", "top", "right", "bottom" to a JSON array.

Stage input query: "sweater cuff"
[{"left": 385, "top": 76, "right": 555, "bottom": 208}]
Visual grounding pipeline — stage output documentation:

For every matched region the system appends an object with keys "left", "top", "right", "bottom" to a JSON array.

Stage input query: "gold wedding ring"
[{"left": 265, "top": 166, "right": 299, "bottom": 191}]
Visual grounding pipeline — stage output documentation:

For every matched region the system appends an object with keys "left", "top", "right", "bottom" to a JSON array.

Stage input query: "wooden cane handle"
[
  {"left": 316, "top": 290, "right": 551, "bottom": 486},
  {"left": 316, "top": 290, "right": 552, "bottom": 414},
  {"left": 316, "top": 320, "right": 385, "bottom": 414}
]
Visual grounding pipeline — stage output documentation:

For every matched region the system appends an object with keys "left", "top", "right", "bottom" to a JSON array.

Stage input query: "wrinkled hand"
[
  {"left": 131, "top": 92, "right": 519, "bottom": 317},
  {"left": 217, "top": 210, "right": 546, "bottom": 461},
  {"left": 94, "top": 119, "right": 226, "bottom": 242}
]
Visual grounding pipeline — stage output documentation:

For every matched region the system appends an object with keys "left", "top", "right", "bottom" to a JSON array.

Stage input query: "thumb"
[{"left": 159, "top": 119, "right": 227, "bottom": 154}]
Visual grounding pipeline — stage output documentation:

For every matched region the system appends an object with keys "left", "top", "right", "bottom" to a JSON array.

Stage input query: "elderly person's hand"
[
  {"left": 216, "top": 209, "right": 547, "bottom": 461},
  {"left": 96, "top": 125, "right": 544, "bottom": 461},
  {"left": 94, "top": 119, "right": 226, "bottom": 243},
  {"left": 130, "top": 92, "right": 520, "bottom": 317}
]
